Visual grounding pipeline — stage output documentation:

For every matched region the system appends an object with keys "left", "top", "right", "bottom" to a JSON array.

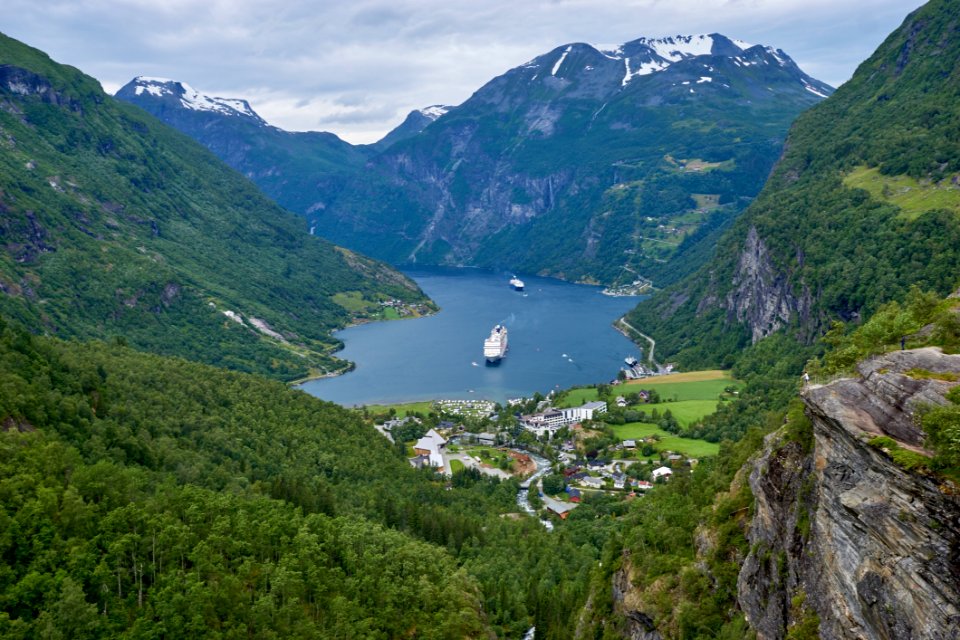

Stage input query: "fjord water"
[{"left": 300, "top": 267, "right": 643, "bottom": 406}]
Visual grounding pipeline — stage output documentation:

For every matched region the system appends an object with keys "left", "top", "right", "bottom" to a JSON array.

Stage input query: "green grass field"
[
  {"left": 362, "top": 401, "right": 435, "bottom": 417},
  {"left": 449, "top": 459, "right": 465, "bottom": 473},
  {"left": 332, "top": 291, "right": 377, "bottom": 313},
  {"left": 625, "top": 370, "right": 739, "bottom": 401},
  {"left": 639, "top": 400, "right": 725, "bottom": 427},
  {"left": 555, "top": 387, "right": 600, "bottom": 408},
  {"left": 633, "top": 379, "right": 735, "bottom": 402},
  {"left": 612, "top": 423, "right": 720, "bottom": 457},
  {"left": 464, "top": 447, "right": 501, "bottom": 459},
  {"left": 622, "top": 370, "right": 739, "bottom": 426}
]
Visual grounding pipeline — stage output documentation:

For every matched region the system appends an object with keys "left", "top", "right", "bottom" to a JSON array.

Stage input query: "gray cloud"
[{"left": 3, "top": 0, "right": 919, "bottom": 143}]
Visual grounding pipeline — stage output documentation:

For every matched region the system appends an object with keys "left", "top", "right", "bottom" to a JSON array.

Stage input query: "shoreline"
[{"left": 290, "top": 304, "right": 442, "bottom": 387}]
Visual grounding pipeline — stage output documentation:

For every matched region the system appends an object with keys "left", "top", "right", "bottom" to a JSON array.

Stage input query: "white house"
[
  {"left": 652, "top": 466, "right": 673, "bottom": 481},
  {"left": 579, "top": 476, "right": 605, "bottom": 489},
  {"left": 522, "top": 401, "right": 607, "bottom": 438},
  {"left": 412, "top": 429, "right": 447, "bottom": 470}
]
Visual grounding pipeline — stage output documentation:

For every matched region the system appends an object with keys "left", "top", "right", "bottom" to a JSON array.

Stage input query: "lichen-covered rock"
[{"left": 739, "top": 348, "right": 960, "bottom": 640}]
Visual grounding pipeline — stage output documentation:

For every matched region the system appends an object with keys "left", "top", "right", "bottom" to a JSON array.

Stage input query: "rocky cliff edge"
[{"left": 740, "top": 347, "right": 960, "bottom": 639}]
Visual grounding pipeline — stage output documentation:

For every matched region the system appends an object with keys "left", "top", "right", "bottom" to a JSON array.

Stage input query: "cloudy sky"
[{"left": 5, "top": 0, "right": 919, "bottom": 144}]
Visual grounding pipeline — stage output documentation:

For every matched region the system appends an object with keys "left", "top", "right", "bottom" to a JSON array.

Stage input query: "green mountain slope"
[
  {"left": 114, "top": 77, "right": 371, "bottom": 217},
  {"left": 626, "top": 0, "right": 960, "bottom": 367},
  {"left": 0, "top": 33, "right": 430, "bottom": 380},
  {"left": 116, "top": 35, "right": 831, "bottom": 286},
  {"left": 589, "top": 4, "right": 960, "bottom": 635}
]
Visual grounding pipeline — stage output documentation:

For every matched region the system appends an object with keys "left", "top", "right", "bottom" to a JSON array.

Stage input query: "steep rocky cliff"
[
  {"left": 611, "top": 552, "right": 664, "bottom": 640},
  {"left": 723, "top": 226, "right": 813, "bottom": 343},
  {"left": 740, "top": 348, "right": 960, "bottom": 639}
]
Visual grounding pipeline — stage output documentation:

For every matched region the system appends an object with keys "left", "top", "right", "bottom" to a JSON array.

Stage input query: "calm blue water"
[{"left": 300, "top": 267, "right": 644, "bottom": 406}]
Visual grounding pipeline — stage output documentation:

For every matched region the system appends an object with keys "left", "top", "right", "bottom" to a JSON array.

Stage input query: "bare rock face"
[
  {"left": 737, "top": 432, "right": 814, "bottom": 639},
  {"left": 0, "top": 64, "right": 83, "bottom": 111},
  {"left": 739, "top": 348, "right": 960, "bottom": 640},
  {"left": 724, "top": 226, "right": 811, "bottom": 343}
]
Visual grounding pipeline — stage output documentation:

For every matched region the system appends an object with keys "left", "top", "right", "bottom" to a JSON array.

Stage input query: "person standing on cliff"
[{"left": 802, "top": 371, "right": 810, "bottom": 384}]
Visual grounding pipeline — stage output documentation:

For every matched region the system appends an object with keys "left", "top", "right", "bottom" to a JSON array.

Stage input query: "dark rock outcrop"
[
  {"left": 0, "top": 64, "right": 83, "bottom": 111},
  {"left": 611, "top": 554, "right": 664, "bottom": 640}
]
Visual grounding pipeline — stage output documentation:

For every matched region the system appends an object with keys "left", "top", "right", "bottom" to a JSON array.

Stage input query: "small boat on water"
[{"left": 509, "top": 276, "right": 525, "bottom": 291}]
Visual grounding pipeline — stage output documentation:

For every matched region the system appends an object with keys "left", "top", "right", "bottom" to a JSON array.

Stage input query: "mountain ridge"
[{"left": 116, "top": 32, "right": 833, "bottom": 285}]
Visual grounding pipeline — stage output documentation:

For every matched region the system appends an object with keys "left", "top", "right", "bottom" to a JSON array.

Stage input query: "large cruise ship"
[
  {"left": 509, "top": 276, "right": 525, "bottom": 291},
  {"left": 483, "top": 324, "right": 508, "bottom": 364}
]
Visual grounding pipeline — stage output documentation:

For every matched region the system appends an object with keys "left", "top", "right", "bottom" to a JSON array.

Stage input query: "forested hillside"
[
  {"left": 0, "top": 316, "right": 628, "bottom": 638},
  {"left": 626, "top": 0, "right": 960, "bottom": 368},
  {"left": 0, "top": 32, "right": 429, "bottom": 381}
]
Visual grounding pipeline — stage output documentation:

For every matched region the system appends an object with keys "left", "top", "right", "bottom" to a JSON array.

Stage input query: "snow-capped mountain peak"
[
  {"left": 123, "top": 77, "right": 266, "bottom": 125},
  {"left": 599, "top": 34, "right": 752, "bottom": 58}
]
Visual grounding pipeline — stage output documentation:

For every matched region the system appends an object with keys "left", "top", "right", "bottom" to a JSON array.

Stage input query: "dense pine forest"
[{"left": 0, "top": 315, "right": 643, "bottom": 638}]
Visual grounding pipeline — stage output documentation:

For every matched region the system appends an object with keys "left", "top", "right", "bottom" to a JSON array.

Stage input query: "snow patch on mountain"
[
  {"left": 419, "top": 105, "right": 450, "bottom": 120},
  {"left": 598, "top": 34, "right": 759, "bottom": 87},
  {"left": 646, "top": 34, "right": 717, "bottom": 61},
  {"left": 766, "top": 47, "right": 788, "bottom": 66},
  {"left": 134, "top": 84, "right": 164, "bottom": 97},
  {"left": 803, "top": 82, "right": 830, "bottom": 98},
  {"left": 622, "top": 58, "right": 669, "bottom": 85},
  {"left": 552, "top": 46, "right": 572, "bottom": 76}
]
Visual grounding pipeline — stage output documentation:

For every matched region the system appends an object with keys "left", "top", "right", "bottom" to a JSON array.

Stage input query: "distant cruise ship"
[
  {"left": 509, "top": 276, "right": 525, "bottom": 291},
  {"left": 484, "top": 324, "right": 508, "bottom": 364}
]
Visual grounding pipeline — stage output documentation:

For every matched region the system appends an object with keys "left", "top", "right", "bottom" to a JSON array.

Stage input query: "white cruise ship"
[
  {"left": 483, "top": 324, "right": 508, "bottom": 363},
  {"left": 509, "top": 276, "right": 525, "bottom": 291}
]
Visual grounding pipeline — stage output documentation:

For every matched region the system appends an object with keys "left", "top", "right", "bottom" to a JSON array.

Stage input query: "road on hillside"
[{"left": 618, "top": 318, "right": 656, "bottom": 365}]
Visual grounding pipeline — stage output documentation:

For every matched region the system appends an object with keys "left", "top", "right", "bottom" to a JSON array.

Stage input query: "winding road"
[{"left": 618, "top": 318, "right": 656, "bottom": 365}]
